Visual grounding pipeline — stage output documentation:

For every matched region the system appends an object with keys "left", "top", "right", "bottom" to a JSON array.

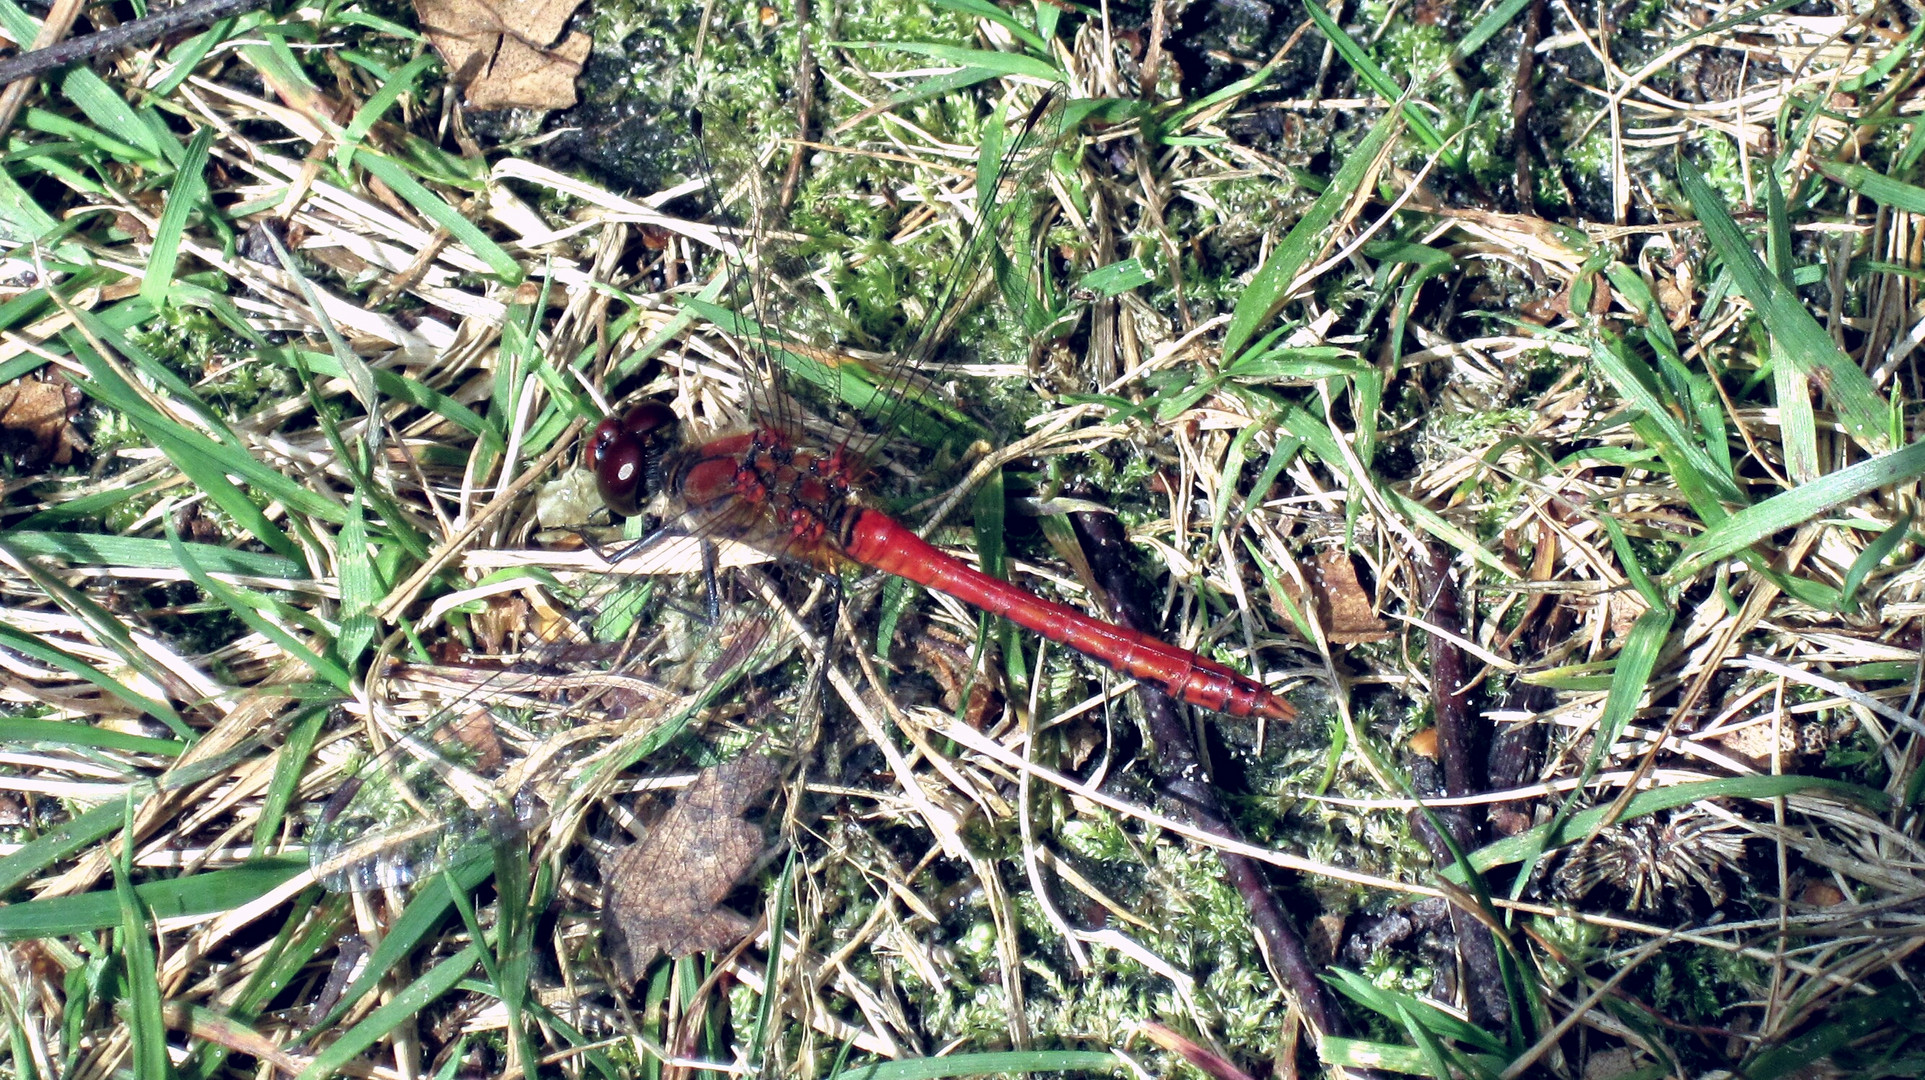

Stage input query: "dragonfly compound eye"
[{"left": 592, "top": 401, "right": 681, "bottom": 518}]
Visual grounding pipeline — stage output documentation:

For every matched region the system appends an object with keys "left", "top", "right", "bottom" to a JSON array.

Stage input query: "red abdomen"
[{"left": 841, "top": 508, "right": 1293, "bottom": 721}]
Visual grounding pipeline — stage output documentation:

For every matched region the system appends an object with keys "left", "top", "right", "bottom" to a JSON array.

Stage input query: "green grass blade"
[
  {"left": 1678, "top": 156, "right": 1891, "bottom": 450},
  {"left": 1299, "top": 2, "right": 1452, "bottom": 163},
  {"left": 142, "top": 125, "right": 215, "bottom": 311},
  {"left": 1599, "top": 516, "right": 1666, "bottom": 610},
  {"left": 836, "top": 42, "right": 1064, "bottom": 82},
  {"left": 1587, "top": 607, "right": 1672, "bottom": 775},
  {"left": 1589, "top": 334, "right": 1746, "bottom": 507},
  {"left": 1449, "top": 775, "right": 1888, "bottom": 881},
  {"left": 1221, "top": 108, "right": 1404, "bottom": 363},
  {"left": 0, "top": 802, "right": 124, "bottom": 898},
  {"left": 831, "top": 1051, "right": 1120, "bottom": 1079},
  {"left": 1841, "top": 508, "right": 1913, "bottom": 611},
  {"left": 1452, "top": 0, "right": 1536, "bottom": 58},
  {"left": 1818, "top": 159, "right": 1925, "bottom": 214},
  {"left": 355, "top": 151, "right": 521, "bottom": 282},
  {"left": 166, "top": 523, "right": 351, "bottom": 691},
  {"left": 253, "top": 705, "right": 326, "bottom": 860},
  {"left": 0, "top": 532, "right": 304, "bottom": 579},
  {"left": 295, "top": 943, "right": 483, "bottom": 1080},
  {"left": 1662, "top": 437, "right": 1925, "bottom": 587},
  {"left": 0, "top": 718, "right": 183, "bottom": 757},
  {"left": 925, "top": 0, "right": 1049, "bottom": 53},
  {"left": 113, "top": 811, "right": 172, "bottom": 1080},
  {"left": 302, "top": 854, "right": 496, "bottom": 1033},
  {"left": 61, "top": 67, "right": 164, "bottom": 161},
  {"left": 0, "top": 859, "right": 306, "bottom": 939},
  {"left": 0, "top": 623, "right": 178, "bottom": 726}
]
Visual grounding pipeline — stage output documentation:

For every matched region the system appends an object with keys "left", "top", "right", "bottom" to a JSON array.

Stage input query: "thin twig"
[
  {"left": 1068, "top": 507, "right": 1358, "bottom": 1061},
  {"left": 0, "top": 0, "right": 269, "bottom": 90}
]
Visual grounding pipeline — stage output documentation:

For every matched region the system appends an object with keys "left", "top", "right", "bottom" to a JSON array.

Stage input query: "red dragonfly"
[
  {"left": 585, "top": 91, "right": 1292, "bottom": 726},
  {"left": 310, "top": 88, "right": 1289, "bottom": 894}
]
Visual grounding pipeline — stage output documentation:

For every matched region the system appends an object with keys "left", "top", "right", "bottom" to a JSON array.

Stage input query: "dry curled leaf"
[
  {"left": 1312, "top": 549, "right": 1390, "bottom": 645},
  {"left": 0, "top": 375, "right": 84, "bottom": 466},
  {"left": 414, "top": 0, "right": 590, "bottom": 110},
  {"left": 602, "top": 751, "right": 782, "bottom": 987}
]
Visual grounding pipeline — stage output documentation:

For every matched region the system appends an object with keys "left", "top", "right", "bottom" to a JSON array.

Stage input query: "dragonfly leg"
[
  {"left": 579, "top": 525, "right": 685, "bottom": 568},
  {"left": 702, "top": 539, "right": 722, "bottom": 625}
]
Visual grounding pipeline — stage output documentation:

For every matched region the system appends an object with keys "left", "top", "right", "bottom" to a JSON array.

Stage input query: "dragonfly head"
[{"left": 590, "top": 400, "right": 681, "bottom": 518}]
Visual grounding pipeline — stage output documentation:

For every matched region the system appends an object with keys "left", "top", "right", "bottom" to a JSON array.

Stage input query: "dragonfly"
[{"left": 309, "top": 86, "right": 1292, "bottom": 895}]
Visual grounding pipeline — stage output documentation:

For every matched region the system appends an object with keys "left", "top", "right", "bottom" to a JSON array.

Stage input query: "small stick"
[
  {"left": 776, "top": 0, "right": 816, "bottom": 211},
  {"left": 0, "top": 0, "right": 269, "bottom": 90},
  {"left": 1068, "top": 507, "right": 1362, "bottom": 1064},
  {"left": 1410, "top": 543, "right": 1510, "bottom": 1030}
]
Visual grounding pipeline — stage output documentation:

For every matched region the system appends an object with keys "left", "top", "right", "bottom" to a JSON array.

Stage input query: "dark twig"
[
  {"left": 1068, "top": 508, "right": 1353, "bottom": 1052},
  {"left": 1410, "top": 544, "right": 1509, "bottom": 1029},
  {"left": 0, "top": 0, "right": 268, "bottom": 89},
  {"left": 1510, "top": 0, "right": 1546, "bottom": 210},
  {"left": 777, "top": 0, "right": 817, "bottom": 211}
]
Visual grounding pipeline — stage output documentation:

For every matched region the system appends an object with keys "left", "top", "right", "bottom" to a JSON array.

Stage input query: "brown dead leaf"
[
  {"left": 1312, "top": 550, "right": 1391, "bottom": 645},
  {"left": 910, "top": 626, "right": 1002, "bottom": 728},
  {"left": 473, "top": 595, "right": 530, "bottom": 656},
  {"left": 602, "top": 752, "right": 782, "bottom": 987},
  {"left": 0, "top": 375, "right": 84, "bottom": 466},
  {"left": 414, "top": 0, "right": 591, "bottom": 110}
]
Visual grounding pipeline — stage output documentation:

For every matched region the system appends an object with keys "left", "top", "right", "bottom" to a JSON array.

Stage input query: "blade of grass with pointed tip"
[
  {"left": 0, "top": 531, "right": 302, "bottom": 578},
  {"left": 301, "top": 854, "right": 495, "bottom": 1034},
  {"left": 142, "top": 125, "right": 214, "bottom": 310},
  {"left": 0, "top": 540, "right": 189, "bottom": 733},
  {"left": 355, "top": 151, "right": 521, "bottom": 282},
  {"left": 63, "top": 339, "right": 310, "bottom": 558},
  {"left": 0, "top": 623, "right": 179, "bottom": 728},
  {"left": 1221, "top": 107, "right": 1404, "bottom": 364},
  {"left": 1841, "top": 508, "right": 1913, "bottom": 612},
  {"left": 336, "top": 53, "right": 436, "bottom": 171},
  {"left": 0, "top": 802, "right": 124, "bottom": 898},
  {"left": 167, "top": 522, "right": 351, "bottom": 691},
  {"left": 61, "top": 66, "right": 166, "bottom": 162},
  {"left": 1589, "top": 333, "right": 1746, "bottom": 508},
  {"left": 830, "top": 1051, "right": 1120, "bottom": 1080},
  {"left": 286, "top": 347, "right": 499, "bottom": 451},
  {"left": 1299, "top": 2, "right": 1452, "bottom": 163},
  {"left": 253, "top": 704, "right": 326, "bottom": 860},
  {"left": 1818, "top": 160, "right": 1925, "bottom": 215},
  {"left": 1447, "top": 774, "right": 1886, "bottom": 882},
  {"left": 0, "top": 858, "right": 306, "bottom": 939},
  {"left": 836, "top": 42, "right": 1064, "bottom": 83},
  {"left": 1662, "top": 436, "right": 1925, "bottom": 587},
  {"left": 1679, "top": 156, "right": 1890, "bottom": 450},
  {"left": 336, "top": 490, "right": 380, "bottom": 669},
  {"left": 1327, "top": 969, "right": 1508, "bottom": 1054},
  {"left": 0, "top": 718, "right": 183, "bottom": 757},
  {"left": 926, "top": 0, "right": 1049, "bottom": 54},
  {"left": 1600, "top": 516, "right": 1666, "bottom": 610},
  {"left": 1452, "top": 0, "right": 1536, "bottom": 58},
  {"left": 1589, "top": 607, "right": 1671, "bottom": 777}
]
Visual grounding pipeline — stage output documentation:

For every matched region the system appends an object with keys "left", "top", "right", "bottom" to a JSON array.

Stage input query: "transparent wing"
[
  {"left": 675, "top": 86, "right": 1075, "bottom": 468},
  {"left": 306, "top": 559, "right": 798, "bottom": 893}
]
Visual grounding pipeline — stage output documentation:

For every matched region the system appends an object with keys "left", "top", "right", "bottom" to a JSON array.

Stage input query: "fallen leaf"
[
  {"left": 1312, "top": 550, "right": 1391, "bottom": 645},
  {"left": 602, "top": 751, "right": 782, "bottom": 987},
  {"left": 414, "top": 0, "right": 590, "bottom": 110},
  {"left": 0, "top": 375, "right": 84, "bottom": 466}
]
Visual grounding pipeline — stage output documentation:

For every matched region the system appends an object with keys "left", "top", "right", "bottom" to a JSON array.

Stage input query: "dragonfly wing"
[{"left": 309, "top": 712, "right": 533, "bottom": 893}]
